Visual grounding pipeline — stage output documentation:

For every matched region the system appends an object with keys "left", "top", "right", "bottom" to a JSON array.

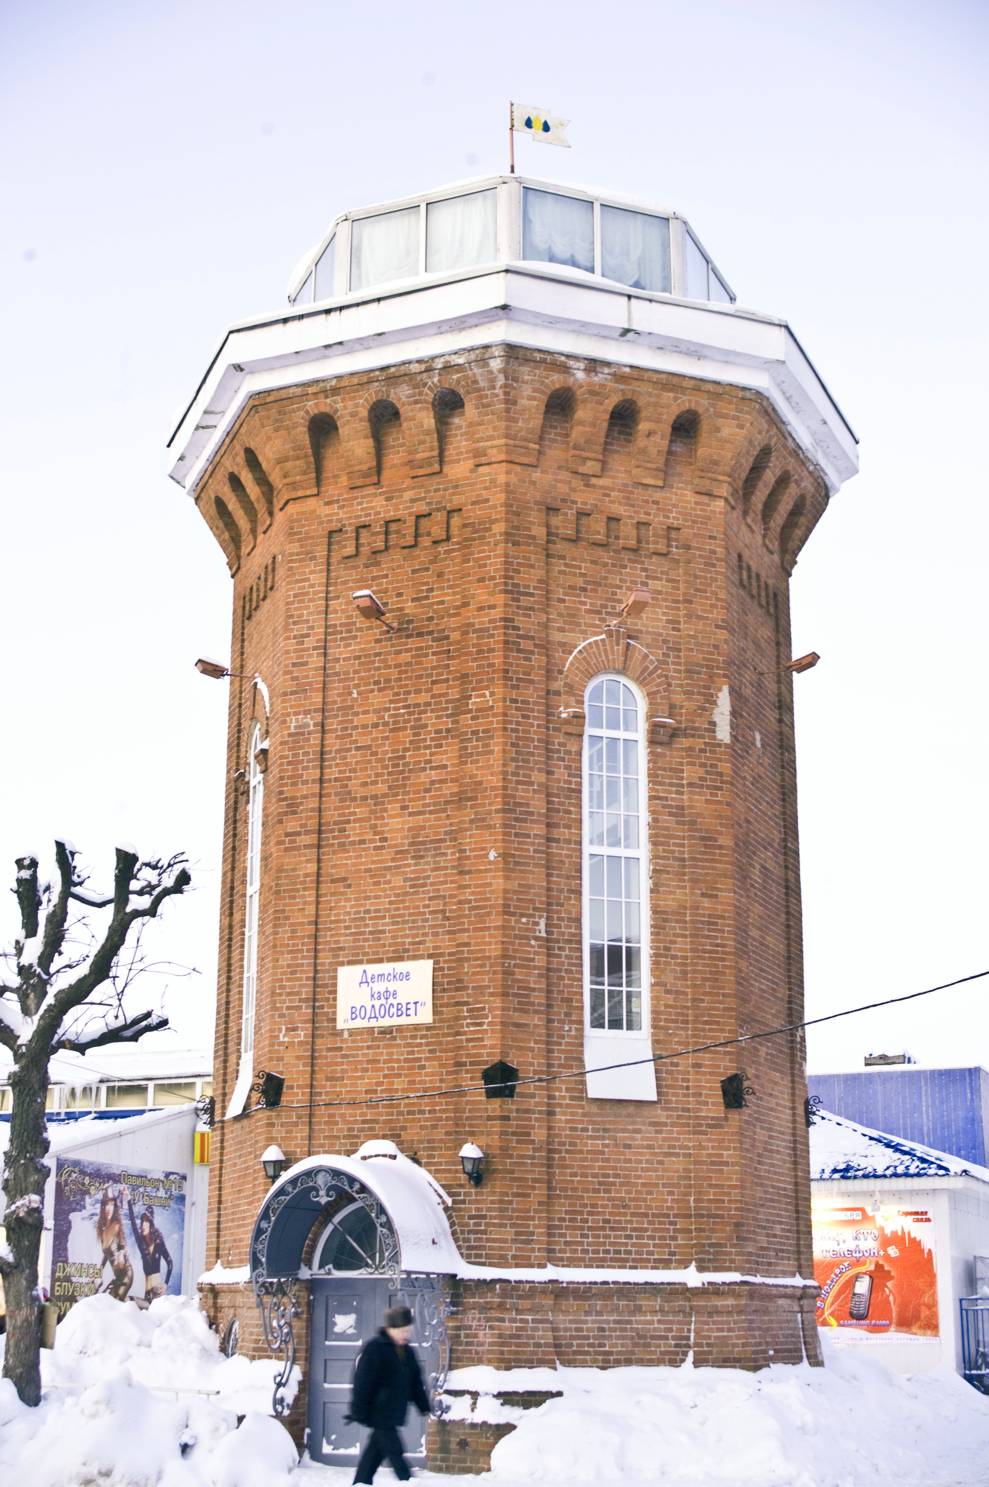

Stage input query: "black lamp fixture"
[
  {"left": 721, "top": 1071, "right": 755, "bottom": 1110},
  {"left": 482, "top": 1060, "right": 519, "bottom": 1099},
  {"left": 252, "top": 1070, "right": 285, "bottom": 1109},
  {"left": 459, "top": 1142, "right": 485, "bottom": 1187},
  {"left": 261, "top": 1144, "right": 287, "bottom": 1183}
]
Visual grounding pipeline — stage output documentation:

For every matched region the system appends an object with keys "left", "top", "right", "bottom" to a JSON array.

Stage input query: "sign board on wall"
[
  {"left": 51, "top": 1156, "right": 186, "bottom": 1318},
  {"left": 337, "top": 960, "right": 433, "bottom": 1030},
  {"left": 812, "top": 1199, "right": 939, "bottom": 1341}
]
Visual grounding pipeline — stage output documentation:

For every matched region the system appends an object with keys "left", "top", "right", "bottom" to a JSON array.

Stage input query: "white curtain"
[
  {"left": 351, "top": 207, "right": 419, "bottom": 291},
  {"left": 600, "top": 206, "right": 670, "bottom": 293},
  {"left": 523, "top": 189, "right": 594, "bottom": 272},
  {"left": 426, "top": 190, "right": 497, "bottom": 273}
]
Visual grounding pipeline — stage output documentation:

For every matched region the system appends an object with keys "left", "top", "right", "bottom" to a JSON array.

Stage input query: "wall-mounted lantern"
[
  {"left": 459, "top": 1142, "right": 485, "bottom": 1187},
  {"left": 721, "top": 1072, "right": 755, "bottom": 1110},
  {"left": 482, "top": 1060, "right": 518, "bottom": 1099},
  {"left": 261, "top": 1144, "right": 287, "bottom": 1183}
]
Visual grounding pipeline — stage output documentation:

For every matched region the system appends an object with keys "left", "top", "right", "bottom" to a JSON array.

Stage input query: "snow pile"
[
  {"left": 2, "top": 1293, "right": 988, "bottom": 1487},
  {"left": 0, "top": 1294, "right": 299, "bottom": 1487},
  {"left": 469, "top": 1338, "right": 989, "bottom": 1487}
]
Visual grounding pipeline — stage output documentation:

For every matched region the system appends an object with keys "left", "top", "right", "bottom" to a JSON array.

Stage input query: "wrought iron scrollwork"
[
  {"left": 412, "top": 1283, "right": 452, "bottom": 1416},
  {"left": 255, "top": 1277, "right": 302, "bottom": 1417}
]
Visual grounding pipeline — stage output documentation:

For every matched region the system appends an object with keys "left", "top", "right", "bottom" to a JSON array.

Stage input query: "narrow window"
[
  {"left": 242, "top": 722, "right": 264, "bottom": 1061},
  {"left": 583, "top": 676, "right": 647, "bottom": 1034}
]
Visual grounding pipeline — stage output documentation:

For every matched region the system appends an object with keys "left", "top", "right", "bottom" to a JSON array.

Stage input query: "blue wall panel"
[{"left": 808, "top": 1067, "right": 989, "bottom": 1167}]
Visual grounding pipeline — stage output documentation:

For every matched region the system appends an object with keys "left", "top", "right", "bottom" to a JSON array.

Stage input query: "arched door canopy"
[{"left": 250, "top": 1140, "right": 459, "bottom": 1284}]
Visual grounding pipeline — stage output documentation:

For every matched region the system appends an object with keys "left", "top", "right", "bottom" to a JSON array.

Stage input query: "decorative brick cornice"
[
  {"left": 546, "top": 506, "right": 678, "bottom": 556},
  {"left": 328, "top": 507, "right": 461, "bottom": 559}
]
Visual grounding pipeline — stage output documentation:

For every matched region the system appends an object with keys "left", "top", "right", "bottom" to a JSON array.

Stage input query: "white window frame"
[
  {"left": 225, "top": 722, "right": 264, "bottom": 1118},
  {"left": 581, "top": 674, "right": 657, "bottom": 1101}
]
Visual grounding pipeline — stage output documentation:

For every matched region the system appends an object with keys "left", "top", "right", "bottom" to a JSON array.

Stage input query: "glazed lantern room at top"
[{"left": 287, "top": 175, "right": 734, "bottom": 308}]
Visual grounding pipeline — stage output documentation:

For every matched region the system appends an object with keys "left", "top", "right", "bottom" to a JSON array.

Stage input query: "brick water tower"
[{"left": 169, "top": 176, "right": 857, "bottom": 1468}]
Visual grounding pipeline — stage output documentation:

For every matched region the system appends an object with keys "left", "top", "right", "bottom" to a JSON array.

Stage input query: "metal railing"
[{"left": 960, "top": 1297, "right": 989, "bottom": 1393}]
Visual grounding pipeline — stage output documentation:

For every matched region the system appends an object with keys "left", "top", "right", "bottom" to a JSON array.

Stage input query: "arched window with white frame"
[
  {"left": 582, "top": 675, "right": 657, "bottom": 1100},
  {"left": 241, "top": 722, "right": 264, "bottom": 1059},
  {"left": 225, "top": 721, "right": 265, "bottom": 1118}
]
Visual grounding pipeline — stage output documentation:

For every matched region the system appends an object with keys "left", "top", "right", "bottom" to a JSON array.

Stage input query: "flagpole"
[{"left": 508, "top": 100, "right": 515, "bottom": 174}]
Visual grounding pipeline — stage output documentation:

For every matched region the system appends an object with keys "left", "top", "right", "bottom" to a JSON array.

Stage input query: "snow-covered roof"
[
  {"left": 0, "top": 1046, "right": 211, "bottom": 1085},
  {"left": 810, "top": 1109, "right": 989, "bottom": 1184},
  {"left": 0, "top": 1103, "right": 199, "bottom": 1160}
]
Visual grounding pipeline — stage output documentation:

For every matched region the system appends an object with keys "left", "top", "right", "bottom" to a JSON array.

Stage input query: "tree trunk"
[{"left": 1, "top": 1053, "right": 51, "bottom": 1406}]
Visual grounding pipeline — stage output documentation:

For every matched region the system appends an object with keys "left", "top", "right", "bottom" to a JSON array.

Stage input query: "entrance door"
[
  {"left": 308, "top": 1277, "right": 389, "bottom": 1466},
  {"left": 307, "top": 1276, "right": 444, "bottom": 1467}
]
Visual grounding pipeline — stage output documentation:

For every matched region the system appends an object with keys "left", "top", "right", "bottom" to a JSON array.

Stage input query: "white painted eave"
[{"left": 168, "top": 262, "right": 858, "bottom": 497}]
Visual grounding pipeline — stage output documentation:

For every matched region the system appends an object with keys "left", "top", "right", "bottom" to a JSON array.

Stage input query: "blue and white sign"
[{"left": 336, "top": 959, "right": 433, "bottom": 1030}]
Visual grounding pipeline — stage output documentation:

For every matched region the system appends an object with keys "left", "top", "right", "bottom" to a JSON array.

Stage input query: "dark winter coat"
[
  {"left": 127, "top": 1201, "right": 173, "bottom": 1284},
  {"left": 349, "top": 1330, "right": 430, "bottom": 1428}
]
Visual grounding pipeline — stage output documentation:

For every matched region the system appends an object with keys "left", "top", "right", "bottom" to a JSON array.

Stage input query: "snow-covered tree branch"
[{"left": 0, "top": 839, "right": 190, "bottom": 1407}]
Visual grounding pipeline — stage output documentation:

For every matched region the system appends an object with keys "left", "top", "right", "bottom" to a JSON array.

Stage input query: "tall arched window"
[
  {"left": 584, "top": 676, "right": 647, "bottom": 1031},
  {"left": 225, "top": 721, "right": 265, "bottom": 1119},
  {"left": 242, "top": 723, "right": 264, "bottom": 1060},
  {"left": 582, "top": 676, "right": 656, "bottom": 1100}
]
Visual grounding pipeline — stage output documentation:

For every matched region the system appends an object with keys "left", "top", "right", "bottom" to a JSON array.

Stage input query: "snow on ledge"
[
  {"left": 454, "top": 1261, "right": 812, "bottom": 1288},
  {"left": 198, "top": 1262, "right": 251, "bottom": 1286}
]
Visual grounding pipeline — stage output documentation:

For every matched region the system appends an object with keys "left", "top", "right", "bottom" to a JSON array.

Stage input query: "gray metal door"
[{"left": 307, "top": 1278, "right": 439, "bottom": 1467}]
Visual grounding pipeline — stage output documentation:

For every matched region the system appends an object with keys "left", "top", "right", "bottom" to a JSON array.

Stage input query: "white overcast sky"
[{"left": 1, "top": 0, "right": 986, "bottom": 1076}]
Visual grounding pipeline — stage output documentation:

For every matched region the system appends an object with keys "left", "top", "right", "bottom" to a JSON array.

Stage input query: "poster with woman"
[{"left": 51, "top": 1157, "right": 185, "bottom": 1318}]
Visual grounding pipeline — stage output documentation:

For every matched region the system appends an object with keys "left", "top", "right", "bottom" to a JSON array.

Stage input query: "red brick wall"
[{"left": 195, "top": 346, "right": 828, "bottom": 1391}]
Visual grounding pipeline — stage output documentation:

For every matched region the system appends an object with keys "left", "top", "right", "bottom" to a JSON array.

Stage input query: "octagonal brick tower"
[{"left": 170, "top": 176, "right": 857, "bottom": 1468}]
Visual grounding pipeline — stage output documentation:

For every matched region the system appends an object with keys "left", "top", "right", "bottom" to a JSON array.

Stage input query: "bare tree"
[{"left": 0, "top": 841, "right": 190, "bottom": 1405}]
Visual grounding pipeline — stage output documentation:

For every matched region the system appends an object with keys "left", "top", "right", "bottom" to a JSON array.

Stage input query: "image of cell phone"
[{"left": 849, "top": 1274, "right": 873, "bottom": 1320}]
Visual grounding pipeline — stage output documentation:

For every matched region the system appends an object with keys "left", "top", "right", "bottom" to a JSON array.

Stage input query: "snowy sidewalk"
[{"left": 1, "top": 1296, "right": 987, "bottom": 1487}]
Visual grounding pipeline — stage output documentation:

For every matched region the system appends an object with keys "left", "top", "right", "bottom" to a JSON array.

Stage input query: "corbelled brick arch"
[{"left": 560, "top": 625, "right": 676, "bottom": 745}]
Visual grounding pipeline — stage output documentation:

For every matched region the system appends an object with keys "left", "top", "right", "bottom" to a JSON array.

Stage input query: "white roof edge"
[{"left": 168, "top": 264, "right": 856, "bottom": 498}]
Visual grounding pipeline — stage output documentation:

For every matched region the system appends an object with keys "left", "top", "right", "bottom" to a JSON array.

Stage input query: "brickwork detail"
[
  {"left": 329, "top": 507, "right": 461, "bottom": 559},
  {"left": 736, "top": 552, "right": 779, "bottom": 619},
  {"left": 243, "top": 554, "right": 278, "bottom": 623},
  {"left": 546, "top": 505, "right": 678, "bottom": 555}
]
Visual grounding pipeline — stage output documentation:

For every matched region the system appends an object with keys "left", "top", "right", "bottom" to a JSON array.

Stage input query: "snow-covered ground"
[{"left": 1, "top": 1295, "right": 987, "bottom": 1487}]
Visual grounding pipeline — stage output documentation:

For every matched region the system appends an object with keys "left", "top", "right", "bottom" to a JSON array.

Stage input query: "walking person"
[{"left": 349, "top": 1305, "right": 431, "bottom": 1484}]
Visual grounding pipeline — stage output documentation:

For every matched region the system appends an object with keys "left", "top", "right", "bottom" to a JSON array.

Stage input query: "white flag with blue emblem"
[{"left": 511, "top": 103, "right": 571, "bottom": 148}]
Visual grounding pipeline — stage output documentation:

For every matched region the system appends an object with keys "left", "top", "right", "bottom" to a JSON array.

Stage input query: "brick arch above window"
[{"left": 560, "top": 624, "right": 676, "bottom": 744}]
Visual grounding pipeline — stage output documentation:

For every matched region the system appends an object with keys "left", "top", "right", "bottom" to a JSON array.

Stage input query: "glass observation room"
[{"left": 288, "top": 176, "right": 734, "bottom": 309}]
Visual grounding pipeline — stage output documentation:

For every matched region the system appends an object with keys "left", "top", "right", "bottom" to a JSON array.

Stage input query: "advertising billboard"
[
  {"left": 51, "top": 1156, "right": 186, "bottom": 1318},
  {"left": 812, "top": 1199, "right": 939, "bottom": 1340}
]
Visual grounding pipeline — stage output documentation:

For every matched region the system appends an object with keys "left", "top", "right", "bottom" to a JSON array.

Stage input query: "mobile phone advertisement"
[{"left": 812, "top": 1200, "right": 939, "bottom": 1339}]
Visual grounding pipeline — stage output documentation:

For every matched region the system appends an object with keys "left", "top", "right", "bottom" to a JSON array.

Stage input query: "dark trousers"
[{"left": 353, "top": 1424, "right": 411, "bottom": 1483}]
